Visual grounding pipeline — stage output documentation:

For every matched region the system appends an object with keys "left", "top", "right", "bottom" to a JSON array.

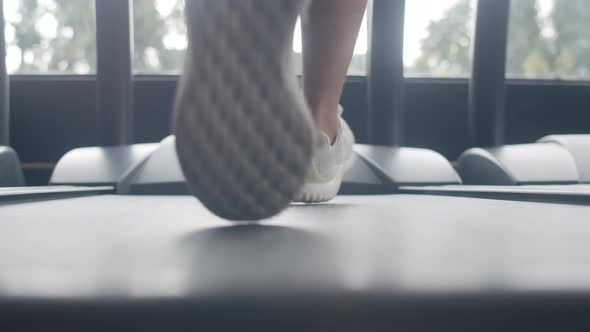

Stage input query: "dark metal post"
[
  {"left": 95, "top": 0, "right": 134, "bottom": 146},
  {"left": 0, "top": 0, "right": 9, "bottom": 146},
  {"left": 368, "top": 0, "right": 405, "bottom": 146},
  {"left": 468, "top": 0, "right": 510, "bottom": 147}
]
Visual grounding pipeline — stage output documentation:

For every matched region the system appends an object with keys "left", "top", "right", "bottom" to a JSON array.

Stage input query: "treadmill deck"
[{"left": 1, "top": 194, "right": 590, "bottom": 299}]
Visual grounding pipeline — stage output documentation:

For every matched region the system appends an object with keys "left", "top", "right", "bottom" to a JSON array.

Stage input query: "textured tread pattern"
[{"left": 173, "top": 0, "right": 313, "bottom": 221}]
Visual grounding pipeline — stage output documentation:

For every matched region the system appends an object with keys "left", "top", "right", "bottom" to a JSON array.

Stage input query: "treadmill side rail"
[
  {"left": 62, "top": 138, "right": 463, "bottom": 196},
  {"left": 117, "top": 136, "right": 189, "bottom": 195},
  {"left": 117, "top": 136, "right": 393, "bottom": 196},
  {"left": 340, "top": 153, "right": 391, "bottom": 195},
  {"left": 354, "top": 144, "right": 462, "bottom": 187},
  {"left": 539, "top": 135, "right": 590, "bottom": 183},
  {"left": 50, "top": 143, "right": 159, "bottom": 186},
  {"left": 457, "top": 142, "right": 580, "bottom": 185}
]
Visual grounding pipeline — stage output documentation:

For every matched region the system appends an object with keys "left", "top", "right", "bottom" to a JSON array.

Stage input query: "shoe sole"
[
  {"left": 294, "top": 175, "right": 343, "bottom": 203},
  {"left": 173, "top": 0, "right": 313, "bottom": 221}
]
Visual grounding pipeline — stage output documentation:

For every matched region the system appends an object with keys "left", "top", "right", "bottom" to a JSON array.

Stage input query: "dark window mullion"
[
  {"left": 468, "top": 0, "right": 511, "bottom": 147},
  {"left": 95, "top": 0, "right": 134, "bottom": 146},
  {"left": 368, "top": 0, "right": 405, "bottom": 146}
]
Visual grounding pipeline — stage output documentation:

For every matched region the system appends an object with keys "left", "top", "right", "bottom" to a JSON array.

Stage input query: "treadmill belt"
[{"left": 1, "top": 194, "right": 590, "bottom": 298}]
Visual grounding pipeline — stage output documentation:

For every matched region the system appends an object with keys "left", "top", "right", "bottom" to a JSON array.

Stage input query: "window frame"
[{"left": 2, "top": 0, "right": 590, "bottom": 182}]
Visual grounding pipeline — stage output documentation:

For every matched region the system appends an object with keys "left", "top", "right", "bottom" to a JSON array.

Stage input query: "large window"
[
  {"left": 404, "top": 0, "right": 475, "bottom": 77},
  {"left": 133, "top": 0, "right": 186, "bottom": 74},
  {"left": 3, "top": 0, "right": 96, "bottom": 74},
  {"left": 292, "top": 11, "right": 369, "bottom": 76},
  {"left": 506, "top": 0, "right": 590, "bottom": 79},
  {"left": 133, "top": 0, "right": 368, "bottom": 75}
]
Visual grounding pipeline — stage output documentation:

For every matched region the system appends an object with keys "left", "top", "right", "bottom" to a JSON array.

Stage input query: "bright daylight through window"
[
  {"left": 133, "top": 0, "right": 368, "bottom": 75},
  {"left": 134, "top": 0, "right": 186, "bottom": 74},
  {"left": 3, "top": 0, "right": 96, "bottom": 74},
  {"left": 403, "top": 0, "right": 475, "bottom": 77},
  {"left": 507, "top": 0, "right": 590, "bottom": 79},
  {"left": 6, "top": 0, "right": 587, "bottom": 79}
]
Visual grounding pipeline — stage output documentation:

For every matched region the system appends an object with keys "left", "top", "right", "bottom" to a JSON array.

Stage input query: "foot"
[
  {"left": 173, "top": 0, "right": 314, "bottom": 221},
  {"left": 294, "top": 107, "right": 355, "bottom": 203}
]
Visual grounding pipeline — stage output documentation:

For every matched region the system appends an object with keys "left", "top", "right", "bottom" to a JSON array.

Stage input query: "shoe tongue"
[
  {"left": 314, "top": 132, "right": 336, "bottom": 171},
  {"left": 317, "top": 132, "right": 332, "bottom": 147}
]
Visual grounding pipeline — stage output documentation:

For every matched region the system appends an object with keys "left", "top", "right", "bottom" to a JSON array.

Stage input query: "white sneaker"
[
  {"left": 174, "top": 0, "right": 314, "bottom": 221},
  {"left": 294, "top": 107, "right": 355, "bottom": 203}
]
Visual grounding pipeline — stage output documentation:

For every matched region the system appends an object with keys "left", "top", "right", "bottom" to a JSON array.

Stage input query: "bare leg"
[{"left": 302, "top": 0, "right": 368, "bottom": 141}]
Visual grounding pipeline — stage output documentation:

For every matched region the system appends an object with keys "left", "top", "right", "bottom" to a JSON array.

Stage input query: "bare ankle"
[{"left": 313, "top": 109, "right": 339, "bottom": 143}]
